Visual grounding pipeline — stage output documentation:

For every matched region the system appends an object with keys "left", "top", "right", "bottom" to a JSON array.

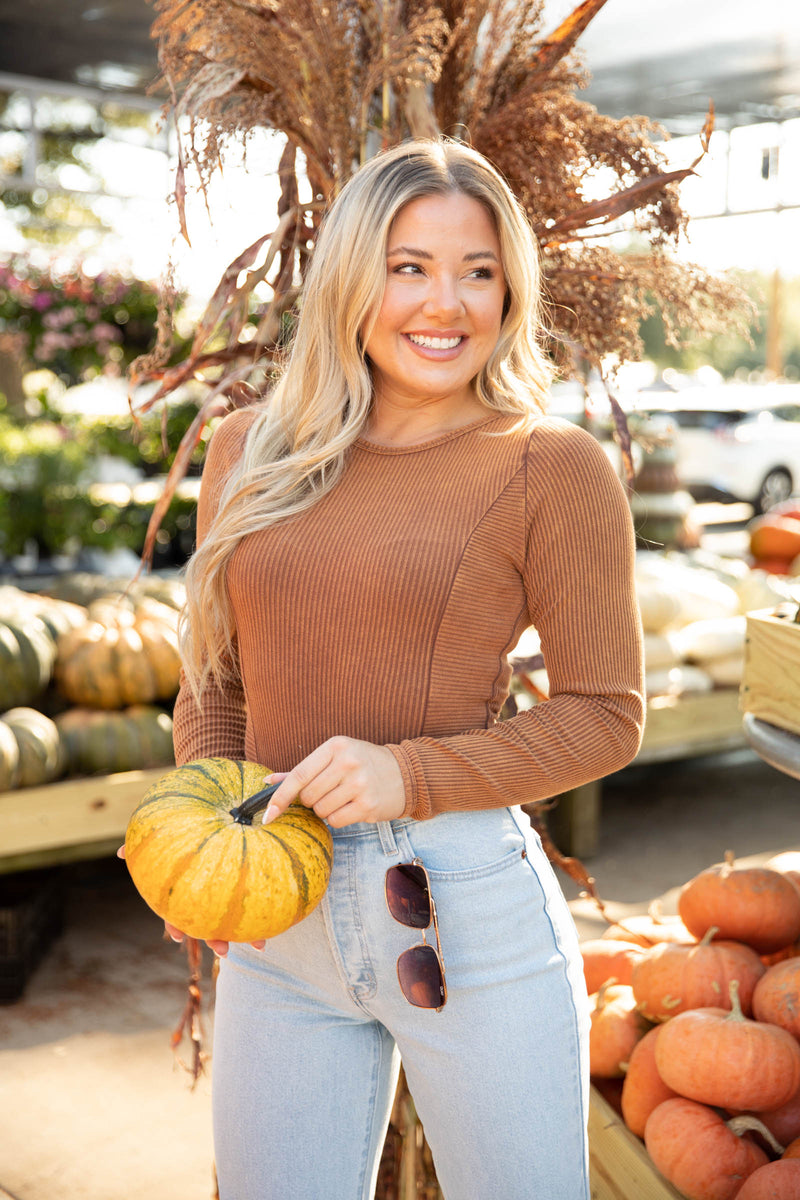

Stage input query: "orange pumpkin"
[
  {"left": 620, "top": 1026, "right": 678, "bottom": 1138},
  {"left": 588, "top": 982, "right": 651, "bottom": 1079},
  {"left": 55, "top": 596, "right": 182, "bottom": 710},
  {"left": 630, "top": 927, "right": 766, "bottom": 1022},
  {"left": 752, "top": 959, "right": 800, "bottom": 1040},
  {"left": 655, "top": 981, "right": 800, "bottom": 1113},
  {"left": 736, "top": 1160, "right": 800, "bottom": 1198},
  {"left": 783, "top": 1137, "right": 800, "bottom": 1159},
  {"left": 751, "top": 556, "right": 795, "bottom": 576},
  {"left": 762, "top": 942, "right": 800, "bottom": 968},
  {"left": 644, "top": 1098, "right": 768, "bottom": 1200},
  {"left": 602, "top": 904, "right": 696, "bottom": 949},
  {"left": 742, "top": 1087, "right": 800, "bottom": 1148},
  {"left": 580, "top": 938, "right": 646, "bottom": 994},
  {"left": 749, "top": 514, "right": 800, "bottom": 564},
  {"left": 678, "top": 854, "right": 800, "bottom": 955}
]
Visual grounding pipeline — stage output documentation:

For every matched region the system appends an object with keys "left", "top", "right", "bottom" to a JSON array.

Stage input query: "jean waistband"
[{"left": 329, "top": 817, "right": 415, "bottom": 853}]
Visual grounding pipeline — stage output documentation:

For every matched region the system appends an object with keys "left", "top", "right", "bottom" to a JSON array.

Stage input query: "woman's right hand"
[
  {"left": 163, "top": 921, "right": 261, "bottom": 958},
  {"left": 119, "top": 845, "right": 265, "bottom": 956}
]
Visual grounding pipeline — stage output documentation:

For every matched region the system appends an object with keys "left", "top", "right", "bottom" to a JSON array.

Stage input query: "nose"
[{"left": 422, "top": 273, "right": 465, "bottom": 321}]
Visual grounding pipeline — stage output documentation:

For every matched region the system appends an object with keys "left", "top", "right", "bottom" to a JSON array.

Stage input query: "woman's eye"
[
  {"left": 392, "top": 262, "right": 424, "bottom": 275},
  {"left": 469, "top": 266, "right": 495, "bottom": 280}
]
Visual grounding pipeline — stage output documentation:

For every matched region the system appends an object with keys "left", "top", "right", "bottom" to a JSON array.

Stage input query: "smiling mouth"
[{"left": 406, "top": 333, "right": 464, "bottom": 350}]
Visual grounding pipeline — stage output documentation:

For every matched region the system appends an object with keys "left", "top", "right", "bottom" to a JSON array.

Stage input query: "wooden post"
[{"left": 544, "top": 780, "right": 602, "bottom": 859}]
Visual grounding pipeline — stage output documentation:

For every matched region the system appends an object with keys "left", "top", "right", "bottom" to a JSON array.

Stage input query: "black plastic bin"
[{"left": 0, "top": 868, "right": 65, "bottom": 1003}]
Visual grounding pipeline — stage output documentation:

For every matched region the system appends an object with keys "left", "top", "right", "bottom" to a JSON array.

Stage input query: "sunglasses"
[{"left": 385, "top": 858, "right": 447, "bottom": 1011}]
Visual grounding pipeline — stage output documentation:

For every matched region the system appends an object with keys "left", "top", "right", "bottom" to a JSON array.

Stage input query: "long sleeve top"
[{"left": 172, "top": 407, "right": 645, "bottom": 820}]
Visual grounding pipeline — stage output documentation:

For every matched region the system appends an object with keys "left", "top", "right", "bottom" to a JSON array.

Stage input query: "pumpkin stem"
[
  {"left": 726, "top": 1115, "right": 785, "bottom": 1156},
  {"left": 594, "top": 978, "right": 618, "bottom": 1010},
  {"left": 699, "top": 926, "right": 719, "bottom": 947},
  {"left": 727, "top": 977, "right": 745, "bottom": 1022},
  {"left": 229, "top": 782, "right": 282, "bottom": 825}
]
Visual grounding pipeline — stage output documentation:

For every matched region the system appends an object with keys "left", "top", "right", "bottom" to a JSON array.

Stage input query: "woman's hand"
[
  {"left": 163, "top": 921, "right": 266, "bottom": 959},
  {"left": 262, "top": 737, "right": 406, "bottom": 829},
  {"left": 117, "top": 845, "right": 264, "bottom": 957}
]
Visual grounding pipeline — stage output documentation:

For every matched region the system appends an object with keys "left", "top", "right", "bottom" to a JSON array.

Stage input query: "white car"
[{"left": 636, "top": 385, "right": 800, "bottom": 512}]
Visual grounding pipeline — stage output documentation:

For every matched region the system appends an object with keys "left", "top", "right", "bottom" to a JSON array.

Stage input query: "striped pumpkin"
[
  {"left": 54, "top": 596, "right": 181, "bottom": 710},
  {"left": 125, "top": 758, "right": 333, "bottom": 942}
]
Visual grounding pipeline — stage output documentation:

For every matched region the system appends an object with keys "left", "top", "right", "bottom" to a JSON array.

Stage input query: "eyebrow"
[{"left": 387, "top": 245, "right": 500, "bottom": 263}]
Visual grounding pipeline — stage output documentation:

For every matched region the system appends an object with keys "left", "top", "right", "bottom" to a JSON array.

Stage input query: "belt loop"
[{"left": 376, "top": 820, "right": 400, "bottom": 857}]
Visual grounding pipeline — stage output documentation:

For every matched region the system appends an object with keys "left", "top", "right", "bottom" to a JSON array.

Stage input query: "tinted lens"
[
  {"left": 397, "top": 944, "right": 445, "bottom": 1009},
  {"left": 386, "top": 863, "right": 431, "bottom": 929}
]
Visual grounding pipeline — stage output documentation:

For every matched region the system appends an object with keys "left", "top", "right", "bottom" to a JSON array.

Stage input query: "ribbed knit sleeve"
[
  {"left": 387, "top": 422, "right": 645, "bottom": 820},
  {"left": 171, "top": 409, "right": 255, "bottom": 767}
]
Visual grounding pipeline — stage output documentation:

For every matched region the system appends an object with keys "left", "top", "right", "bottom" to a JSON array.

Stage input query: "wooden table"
[
  {"left": 546, "top": 688, "right": 747, "bottom": 859},
  {"left": 0, "top": 689, "right": 750, "bottom": 873},
  {"left": 0, "top": 767, "right": 163, "bottom": 875}
]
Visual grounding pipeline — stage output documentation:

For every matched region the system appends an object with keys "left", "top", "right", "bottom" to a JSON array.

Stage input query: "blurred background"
[{"left": 1, "top": 4, "right": 800, "bottom": 1199}]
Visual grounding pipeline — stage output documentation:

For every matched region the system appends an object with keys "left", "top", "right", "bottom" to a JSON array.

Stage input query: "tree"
[{"left": 640, "top": 269, "right": 800, "bottom": 381}]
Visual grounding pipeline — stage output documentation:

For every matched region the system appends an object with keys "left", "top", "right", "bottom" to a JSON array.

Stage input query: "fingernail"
[{"left": 262, "top": 803, "right": 280, "bottom": 825}]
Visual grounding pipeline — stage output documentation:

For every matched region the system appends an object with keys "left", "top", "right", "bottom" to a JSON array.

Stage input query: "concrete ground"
[{"left": 1, "top": 744, "right": 798, "bottom": 1200}]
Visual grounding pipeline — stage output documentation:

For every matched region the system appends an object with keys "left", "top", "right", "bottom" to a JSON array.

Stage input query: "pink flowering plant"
[{"left": 0, "top": 259, "right": 162, "bottom": 384}]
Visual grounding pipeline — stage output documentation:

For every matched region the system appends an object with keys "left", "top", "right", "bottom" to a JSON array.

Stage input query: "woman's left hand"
[{"left": 261, "top": 737, "right": 406, "bottom": 828}]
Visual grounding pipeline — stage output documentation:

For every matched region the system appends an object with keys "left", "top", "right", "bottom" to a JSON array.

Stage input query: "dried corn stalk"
[{"left": 130, "top": 0, "right": 748, "bottom": 567}]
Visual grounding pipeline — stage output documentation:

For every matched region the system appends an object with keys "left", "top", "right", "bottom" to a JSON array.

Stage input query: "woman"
[{"left": 171, "top": 138, "right": 644, "bottom": 1199}]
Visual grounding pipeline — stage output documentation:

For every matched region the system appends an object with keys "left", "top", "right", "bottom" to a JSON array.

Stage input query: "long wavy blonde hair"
[{"left": 182, "top": 137, "right": 555, "bottom": 698}]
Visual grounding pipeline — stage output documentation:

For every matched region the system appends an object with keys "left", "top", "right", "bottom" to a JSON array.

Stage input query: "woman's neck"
[{"left": 363, "top": 394, "right": 490, "bottom": 447}]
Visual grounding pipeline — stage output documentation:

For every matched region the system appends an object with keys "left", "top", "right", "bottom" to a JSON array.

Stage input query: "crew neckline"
[{"left": 355, "top": 413, "right": 512, "bottom": 454}]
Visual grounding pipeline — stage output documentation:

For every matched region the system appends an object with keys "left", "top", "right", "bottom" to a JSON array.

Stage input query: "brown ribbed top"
[{"left": 172, "top": 408, "right": 644, "bottom": 820}]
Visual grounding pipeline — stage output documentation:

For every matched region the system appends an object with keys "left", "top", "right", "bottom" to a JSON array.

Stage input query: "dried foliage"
[{"left": 131, "top": 0, "right": 748, "bottom": 549}]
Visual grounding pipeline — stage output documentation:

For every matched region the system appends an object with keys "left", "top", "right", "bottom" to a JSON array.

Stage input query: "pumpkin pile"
[
  {"left": 0, "top": 575, "right": 184, "bottom": 791},
  {"left": 585, "top": 850, "right": 800, "bottom": 1200},
  {"left": 516, "top": 547, "right": 800, "bottom": 707}
]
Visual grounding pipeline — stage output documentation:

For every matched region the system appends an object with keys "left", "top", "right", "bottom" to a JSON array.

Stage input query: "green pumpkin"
[
  {"left": 55, "top": 705, "right": 175, "bottom": 777},
  {"left": 0, "top": 617, "right": 57, "bottom": 711},
  {"left": 0, "top": 719, "right": 20, "bottom": 792},
  {"left": 0, "top": 707, "right": 65, "bottom": 788}
]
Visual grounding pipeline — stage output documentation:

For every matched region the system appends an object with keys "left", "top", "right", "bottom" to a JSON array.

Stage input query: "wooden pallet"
[{"left": 589, "top": 1088, "right": 682, "bottom": 1200}]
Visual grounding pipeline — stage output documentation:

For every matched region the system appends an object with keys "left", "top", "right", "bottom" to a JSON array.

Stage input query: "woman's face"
[{"left": 363, "top": 191, "right": 506, "bottom": 415}]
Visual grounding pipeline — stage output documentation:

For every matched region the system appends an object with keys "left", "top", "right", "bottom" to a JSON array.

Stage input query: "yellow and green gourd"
[{"left": 125, "top": 758, "right": 333, "bottom": 943}]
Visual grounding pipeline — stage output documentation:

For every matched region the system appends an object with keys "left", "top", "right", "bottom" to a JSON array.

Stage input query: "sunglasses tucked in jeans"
[{"left": 212, "top": 805, "right": 591, "bottom": 1200}]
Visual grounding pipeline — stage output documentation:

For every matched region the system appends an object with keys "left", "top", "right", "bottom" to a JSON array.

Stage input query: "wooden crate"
[
  {"left": 742, "top": 607, "right": 800, "bottom": 737},
  {"left": 589, "top": 1088, "right": 682, "bottom": 1200},
  {"left": 0, "top": 767, "right": 164, "bottom": 875}
]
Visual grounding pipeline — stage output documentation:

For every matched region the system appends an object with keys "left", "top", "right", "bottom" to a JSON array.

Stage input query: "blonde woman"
[{"left": 171, "top": 138, "right": 644, "bottom": 1199}]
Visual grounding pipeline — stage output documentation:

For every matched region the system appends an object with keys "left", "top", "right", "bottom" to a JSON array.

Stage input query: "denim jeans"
[{"left": 212, "top": 806, "right": 591, "bottom": 1199}]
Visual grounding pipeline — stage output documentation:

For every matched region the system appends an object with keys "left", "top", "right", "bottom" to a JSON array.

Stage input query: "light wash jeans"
[{"left": 212, "top": 806, "right": 591, "bottom": 1200}]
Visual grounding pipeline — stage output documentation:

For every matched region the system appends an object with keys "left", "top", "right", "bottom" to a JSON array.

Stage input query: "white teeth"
[{"left": 407, "top": 334, "right": 463, "bottom": 350}]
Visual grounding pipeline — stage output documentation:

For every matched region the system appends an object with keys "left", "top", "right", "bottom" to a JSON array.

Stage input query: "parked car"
[{"left": 635, "top": 386, "right": 800, "bottom": 512}]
